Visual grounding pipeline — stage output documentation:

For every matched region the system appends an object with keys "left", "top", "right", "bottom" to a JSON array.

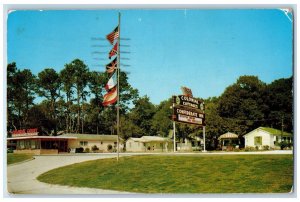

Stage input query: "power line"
[
  {"left": 91, "top": 51, "right": 106, "bottom": 54},
  {"left": 120, "top": 37, "right": 131, "bottom": 41},
  {"left": 93, "top": 58, "right": 106, "bottom": 60},
  {"left": 91, "top": 45, "right": 110, "bottom": 47},
  {"left": 120, "top": 51, "right": 131, "bottom": 54},
  {"left": 121, "top": 64, "right": 130, "bottom": 67},
  {"left": 91, "top": 37, "right": 106, "bottom": 40}
]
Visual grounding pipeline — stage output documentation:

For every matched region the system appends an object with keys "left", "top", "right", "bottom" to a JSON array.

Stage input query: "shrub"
[
  {"left": 84, "top": 148, "right": 90, "bottom": 153},
  {"left": 91, "top": 145, "right": 99, "bottom": 152},
  {"left": 233, "top": 148, "right": 240, "bottom": 152},
  {"left": 245, "top": 146, "right": 256, "bottom": 151},
  {"left": 7, "top": 148, "right": 14, "bottom": 153},
  {"left": 107, "top": 144, "right": 113, "bottom": 151},
  {"left": 280, "top": 141, "right": 288, "bottom": 150},
  {"left": 75, "top": 147, "right": 84, "bottom": 153},
  {"left": 263, "top": 145, "right": 269, "bottom": 150}
]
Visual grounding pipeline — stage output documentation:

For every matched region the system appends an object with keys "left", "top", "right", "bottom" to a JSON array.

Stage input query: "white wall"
[
  {"left": 126, "top": 139, "right": 145, "bottom": 152},
  {"left": 244, "top": 129, "right": 274, "bottom": 148},
  {"left": 126, "top": 139, "right": 173, "bottom": 152},
  {"left": 68, "top": 139, "right": 123, "bottom": 152}
]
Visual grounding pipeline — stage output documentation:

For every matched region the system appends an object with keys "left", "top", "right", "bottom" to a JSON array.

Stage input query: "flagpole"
[
  {"left": 173, "top": 103, "right": 176, "bottom": 152},
  {"left": 116, "top": 12, "right": 121, "bottom": 162}
]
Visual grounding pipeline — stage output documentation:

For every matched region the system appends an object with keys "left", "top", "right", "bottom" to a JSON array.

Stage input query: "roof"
[
  {"left": 59, "top": 133, "right": 123, "bottom": 141},
  {"left": 244, "top": 127, "right": 292, "bottom": 137},
  {"left": 7, "top": 136, "right": 76, "bottom": 140},
  {"left": 128, "top": 136, "right": 172, "bottom": 143},
  {"left": 218, "top": 132, "right": 238, "bottom": 140},
  {"left": 258, "top": 127, "right": 292, "bottom": 137}
]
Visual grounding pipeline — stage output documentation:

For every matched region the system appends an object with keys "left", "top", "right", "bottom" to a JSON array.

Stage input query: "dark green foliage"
[
  {"left": 129, "top": 96, "right": 156, "bottom": 136},
  {"left": 151, "top": 98, "right": 173, "bottom": 137},
  {"left": 91, "top": 145, "right": 99, "bottom": 152},
  {"left": 75, "top": 147, "right": 84, "bottom": 153},
  {"left": 7, "top": 61, "right": 292, "bottom": 145},
  {"left": 263, "top": 77, "right": 293, "bottom": 132},
  {"left": 107, "top": 144, "right": 113, "bottom": 151},
  {"left": 7, "top": 63, "right": 37, "bottom": 131},
  {"left": 217, "top": 76, "right": 267, "bottom": 135},
  {"left": 215, "top": 75, "right": 293, "bottom": 139},
  {"left": 37, "top": 68, "right": 61, "bottom": 135}
]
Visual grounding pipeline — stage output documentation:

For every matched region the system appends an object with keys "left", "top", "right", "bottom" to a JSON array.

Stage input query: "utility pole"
[{"left": 281, "top": 115, "right": 284, "bottom": 142}]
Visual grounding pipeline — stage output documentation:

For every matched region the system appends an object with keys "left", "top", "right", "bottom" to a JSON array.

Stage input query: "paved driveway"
[{"left": 6, "top": 153, "right": 135, "bottom": 195}]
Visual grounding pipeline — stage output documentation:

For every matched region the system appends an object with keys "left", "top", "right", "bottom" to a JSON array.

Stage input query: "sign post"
[
  {"left": 203, "top": 126, "right": 206, "bottom": 152},
  {"left": 172, "top": 87, "right": 206, "bottom": 152},
  {"left": 173, "top": 115, "right": 176, "bottom": 152}
]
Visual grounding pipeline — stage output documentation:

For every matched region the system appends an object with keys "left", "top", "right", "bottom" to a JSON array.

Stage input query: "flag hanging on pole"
[
  {"left": 106, "top": 26, "right": 119, "bottom": 45},
  {"left": 105, "top": 71, "right": 117, "bottom": 91},
  {"left": 109, "top": 42, "right": 118, "bottom": 59},
  {"left": 106, "top": 57, "right": 117, "bottom": 74},
  {"left": 102, "top": 87, "right": 117, "bottom": 106}
]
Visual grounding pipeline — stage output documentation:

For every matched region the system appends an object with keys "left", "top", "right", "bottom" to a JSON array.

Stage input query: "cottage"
[
  {"left": 7, "top": 129, "right": 124, "bottom": 154},
  {"left": 59, "top": 133, "right": 124, "bottom": 153},
  {"left": 126, "top": 136, "right": 173, "bottom": 152},
  {"left": 218, "top": 132, "right": 240, "bottom": 151},
  {"left": 243, "top": 127, "right": 293, "bottom": 149}
]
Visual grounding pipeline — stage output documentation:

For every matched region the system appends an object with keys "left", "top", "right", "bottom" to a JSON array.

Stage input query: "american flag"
[
  {"left": 106, "top": 57, "right": 117, "bottom": 74},
  {"left": 106, "top": 26, "right": 119, "bottom": 45}
]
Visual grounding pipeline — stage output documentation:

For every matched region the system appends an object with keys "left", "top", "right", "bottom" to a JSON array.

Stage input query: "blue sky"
[{"left": 7, "top": 9, "right": 293, "bottom": 104}]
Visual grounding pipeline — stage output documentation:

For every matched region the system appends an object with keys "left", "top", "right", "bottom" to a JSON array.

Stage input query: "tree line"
[{"left": 7, "top": 60, "right": 293, "bottom": 149}]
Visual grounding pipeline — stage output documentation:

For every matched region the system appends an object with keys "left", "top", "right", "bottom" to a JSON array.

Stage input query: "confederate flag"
[
  {"left": 109, "top": 42, "right": 118, "bottom": 59},
  {"left": 106, "top": 57, "right": 117, "bottom": 74}
]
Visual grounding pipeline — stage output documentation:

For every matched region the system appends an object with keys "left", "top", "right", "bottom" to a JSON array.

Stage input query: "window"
[
  {"left": 254, "top": 136, "right": 262, "bottom": 146},
  {"left": 31, "top": 140, "right": 36, "bottom": 149},
  {"left": 80, "top": 141, "right": 88, "bottom": 146},
  {"left": 25, "top": 140, "right": 31, "bottom": 149}
]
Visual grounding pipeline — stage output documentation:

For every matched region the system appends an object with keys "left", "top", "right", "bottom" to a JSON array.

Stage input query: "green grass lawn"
[
  {"left": 37, "top": 154, "right": 293, "bottom": 193},
  {"left": 7, "top": 153, "right": 33, "bottom": 165}
]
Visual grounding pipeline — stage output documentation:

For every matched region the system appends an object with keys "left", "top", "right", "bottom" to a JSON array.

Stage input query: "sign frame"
[
  {"left": 173, "top": 95, "right": 205, "bottom": 111},
  {"left": 172, "top": 105, "right": 205, "bottom": 126}
]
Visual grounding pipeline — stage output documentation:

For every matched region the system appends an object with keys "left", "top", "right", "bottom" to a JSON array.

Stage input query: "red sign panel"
[{"left": 11, "top": 128, "right": 39, "bottom": 137}]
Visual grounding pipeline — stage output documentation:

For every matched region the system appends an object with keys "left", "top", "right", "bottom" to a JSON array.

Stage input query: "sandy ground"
[{"left": 6, "top": 150, "right": 293, "bottom": 196}]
